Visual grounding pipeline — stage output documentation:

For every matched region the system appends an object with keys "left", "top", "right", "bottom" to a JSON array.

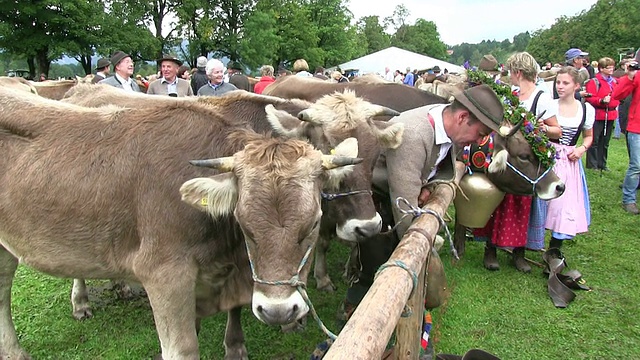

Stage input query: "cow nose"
[
  {"left": 556, "top": 183, "right": 565, "bottom": 194},
  {"left": 355, "top": 217, "right": 383, "bottom": 238},
  {"left": 256, "top": 304, "right": 299, "bottom": 324}
]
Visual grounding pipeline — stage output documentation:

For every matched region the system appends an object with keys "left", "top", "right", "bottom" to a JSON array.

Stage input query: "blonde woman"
[
  {"left": 293, "top": 59, "right": 313, "bottom": 77},
  {"left": 253, "top": 65, "right": 275, "bottom": 94}
]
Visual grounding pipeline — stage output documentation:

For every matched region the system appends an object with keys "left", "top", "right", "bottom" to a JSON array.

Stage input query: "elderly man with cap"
[
  {"left": 191, "top": 56, "right": 209, "bottom": 95},
  {"left": 91, "top": 58, "right": 111, "bottom": 84},
  {"left": 403, "top": 66, "right": 415, "bottom": 86},
  {"left": 99, "top": 51, "right": 141, "bottom": 92},
  {"left": 226, "top": 61, "right": 251, "bottom": 91},
  {"left": 146, "top": 55, "right": 194, "bottom": 97},
  {"left": 552, "top": 48, "right": 590, "bottom": 99}
]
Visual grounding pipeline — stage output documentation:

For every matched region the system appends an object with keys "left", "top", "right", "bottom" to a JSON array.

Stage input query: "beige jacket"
[
  {"left": 146, "top": 78, "right": 194, "bottom": 97},
  {"left": 372, "top": 104, "right": 457, "bottom": 237}
]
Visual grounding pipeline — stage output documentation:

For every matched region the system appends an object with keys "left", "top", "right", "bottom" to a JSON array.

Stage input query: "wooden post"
[
  {"left": 324, "top": 181, "right": 456, "bottom": 360},
  {"left": 394, "top": 260, "right": 427, "bottom": 359}
]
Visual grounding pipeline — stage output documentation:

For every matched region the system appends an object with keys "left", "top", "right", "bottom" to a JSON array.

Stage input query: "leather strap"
[{"left": 542, "top": 248, "right": 590, "bottom": 308}]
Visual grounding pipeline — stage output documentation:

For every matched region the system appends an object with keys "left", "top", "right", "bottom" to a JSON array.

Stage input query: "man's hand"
[{"left": 418, "top": 187, "right": 431, "bottom": 207}]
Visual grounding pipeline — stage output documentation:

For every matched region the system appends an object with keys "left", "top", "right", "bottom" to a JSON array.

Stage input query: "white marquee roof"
[{"left": 335, "top": 46, "right": 465, "bottom": 75}]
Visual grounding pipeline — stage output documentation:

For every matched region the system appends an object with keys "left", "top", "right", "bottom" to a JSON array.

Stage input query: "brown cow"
[
  {"left": 63, "top": 84, "right": 404, "bottom": 293},
  {"left": 0, "top": 87, "right": 361, "bottom": 359},
  {"left": 0, "top": 76, "right": 38, "bottom": 94},
  {"left": 263, "top": 75, "right": 449, "bottom": 116},
  {"left": 31, "top": 79, "right": 78, "bottom": 100}
]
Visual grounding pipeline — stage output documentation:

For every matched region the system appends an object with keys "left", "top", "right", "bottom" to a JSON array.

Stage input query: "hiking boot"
[
  {"left": 483, "top": 243, "right": 499, "bottom": 271},
  {"left": 622, "top": 203, "right": 640, "bottom": 215},
  {"left": 549, "top": 238, "right": 563, "bottom": 249},
  {"left": 512, "top": 247, "right": 531, "bottom": 273}
]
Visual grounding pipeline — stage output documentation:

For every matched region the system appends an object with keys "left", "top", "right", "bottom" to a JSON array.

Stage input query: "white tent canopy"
[{"left": 333, "top": 46, "right": 465, "bottom": 75}]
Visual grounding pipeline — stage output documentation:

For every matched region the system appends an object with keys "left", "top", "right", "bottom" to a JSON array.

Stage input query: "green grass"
[{"left": 8, "top": 138, "right": 640, "bottom": 359}]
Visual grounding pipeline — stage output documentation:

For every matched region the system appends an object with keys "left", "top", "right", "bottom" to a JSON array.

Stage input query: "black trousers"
[{"left": 586, "top": 120, "right": 614, "bottom": 169}]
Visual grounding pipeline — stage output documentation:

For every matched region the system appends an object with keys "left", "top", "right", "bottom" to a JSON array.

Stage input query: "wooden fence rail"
[{"left": 324, "top": 167, "right": 463, "bottom": 360}]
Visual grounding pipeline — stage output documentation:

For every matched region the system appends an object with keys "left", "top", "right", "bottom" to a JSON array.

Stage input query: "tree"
[
  {"left": 239, "top": 4, "right": 282, "bottom": 69},
  {"left": 356, "top": 16, "right": 390, "bottom": 54},
  {"left": 391, "top": 18, "right": 447, "bottom": 60},
  {"left": 308, "top": 0, "right": 362, "bottom": 67}
]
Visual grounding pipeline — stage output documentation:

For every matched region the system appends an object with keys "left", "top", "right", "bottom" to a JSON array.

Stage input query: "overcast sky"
[{"left": 347, "top": 0, "right": 598, "bottom": 45}]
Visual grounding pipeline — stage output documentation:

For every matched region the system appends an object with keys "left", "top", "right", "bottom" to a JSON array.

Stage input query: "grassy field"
[{"left": 8, "top": 138, "right": 640, "bottom": 359}]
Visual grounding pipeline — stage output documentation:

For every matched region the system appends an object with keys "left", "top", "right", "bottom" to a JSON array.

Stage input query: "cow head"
[
  {"left": 179, "top": 137, "right": 361, "bottom": 325},
  {"left": 484, "top": 123, "right": 564, "bottom": 199},
  {"left": 264, "top": 90, "right": 405, "bottom": 242}
]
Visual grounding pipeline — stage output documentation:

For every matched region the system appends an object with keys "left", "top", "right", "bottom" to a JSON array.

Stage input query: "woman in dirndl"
[{"left": 545, "top": 66, "right": 594, "bottom": 247}]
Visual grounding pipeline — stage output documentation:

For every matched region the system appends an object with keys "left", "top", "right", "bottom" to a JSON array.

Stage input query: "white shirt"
[
  {"left": 519, "top": 89, "right": 557, "bottom": 121},
  {"left": 384, "top": 70, "right": 394, "bottom": 82},
  {"left": 161, "top": 77, "right": 178, "bottom": 95},
  {"left": 115, "top": 73, "right": 134, "bottom": 92},
  {"left": 553, "top": 100, "right": 595, "bottom": 145},
  {"left": 428, "top": 104, "right": 453, "bottom": 180}
]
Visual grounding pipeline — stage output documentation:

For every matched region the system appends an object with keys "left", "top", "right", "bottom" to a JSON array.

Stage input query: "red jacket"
[
  {"left": 253, "top": 76, "right": 275, "bottom": 94},
  {"left": 613, "top": 74, "right": 640, "bottom": 134},
  {"left": 585, "top": 73, "right": 619, "bottom": 121}
]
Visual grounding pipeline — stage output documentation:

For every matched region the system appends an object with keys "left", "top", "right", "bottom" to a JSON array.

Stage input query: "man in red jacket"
[
  {"left": 585, "top": 57, "right": 619, "bottom": 170},
  {"left": 613, "top": 51, "right": 640, "bottom": 214}
]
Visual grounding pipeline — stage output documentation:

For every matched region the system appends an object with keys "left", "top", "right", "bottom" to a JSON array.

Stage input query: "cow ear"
[
  {"left": 265, "top": 104, "right": 307, "bottom": 138},
  {"left": 179, "top": 173, "right": 238, "bottom": 218},
  {"left": 487, "top": 149, "right": 508, "bottom": 173},
  {"left": 369, "top": 120, "right": 404, "bottom": 149}
]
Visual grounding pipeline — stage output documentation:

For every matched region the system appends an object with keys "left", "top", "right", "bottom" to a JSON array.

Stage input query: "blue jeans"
[
  {"left": 622, "top": 132, "right": 640, "bottom": 204},
  {"left": 614, "top": 118, "right": 621, "bottom": 138}
]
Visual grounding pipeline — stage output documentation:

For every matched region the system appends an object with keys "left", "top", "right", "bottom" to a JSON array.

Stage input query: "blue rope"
[
  {"left": 395, "top": 197, "right": 458, "bottom": 261},
  {"left": 245, "top": 241, "right": 338, "bottom": 340}
]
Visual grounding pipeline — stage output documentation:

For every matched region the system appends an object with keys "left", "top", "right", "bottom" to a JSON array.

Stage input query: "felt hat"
[
  {"left": 227, "top": 61, "right": 243, "bottom": 71},
  {"left": 479, "top": 55, "right": 499, "bottom": 73},
  {"left": 432, "top": 65, "right": 441, "bottom": 73},
  {"left": 452, "top": 84, "right": 504, "bottom": 132},
  {"left": 110, "top": 51, "right": 131, "bottom": 68},
  {"left": 157, "top": 54, "right": 183, "bottom": 66},
  {"left": 95, "top": 58, "right": 111, "bottom": 70}
]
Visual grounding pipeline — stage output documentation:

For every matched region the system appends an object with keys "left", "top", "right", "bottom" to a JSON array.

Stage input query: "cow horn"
[
  {"left": 372, "top": 105, "right": 401, "bottom": 117},
  {"left": 321, "top": 155, "right": 364, "bottom": 170},
  {"left": 188, "top": 157, "right": 235, "bottom": 172}
]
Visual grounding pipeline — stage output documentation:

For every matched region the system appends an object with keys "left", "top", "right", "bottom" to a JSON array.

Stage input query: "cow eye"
[{"left": 518, "top": 154, "right": 530, "bottom": 162}]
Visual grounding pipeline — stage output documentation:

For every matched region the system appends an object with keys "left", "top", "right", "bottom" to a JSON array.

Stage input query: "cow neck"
[{"left": 462, "top": 134, "right": 494, "bottom": 174}]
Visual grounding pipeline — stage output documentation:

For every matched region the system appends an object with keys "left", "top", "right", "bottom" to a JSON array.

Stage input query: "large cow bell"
[{"left": 454, "top": 174, "right": 505, "bottom": 228}]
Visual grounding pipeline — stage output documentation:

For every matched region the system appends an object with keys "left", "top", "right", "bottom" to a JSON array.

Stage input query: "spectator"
[
  {"left": 584, "top": 57, "right": 619, "bottom": 170},
  {"left": 196, "top": 59, "right": 238, "bottom": 96},
  {"left": 545, "top": 66, "right": 595, "bottom": 247},
  {"left": 613, "top": 51, "right": 640, "bottom": 214},
  {"left": 314, "top": 66, "right": 329, "bottom": 80},
  {"left": 177, "top": 65, "right": 191, "bottom": 81},
  {"left": 39, "top": 73, "right": 47, "bottom": 82},
  {"left": 403, "top": 66, "right": 415, "bottom": 86},
  {"left": 253, "top": 65, "right": 275, "bottom": 94},
  {"left": 146, "top": 55, "right": 194, "bottom": 97},
  {"left": 384, "top": 66, "right": 394, "bottom": 82},
  {"left": 332, "top": 70, "right": 348, "bottom": 83},
  {"left": 92, "top": 58, "right": 111, "bottom": 84},
  {"left": 99, "top": 51, "right": 141, "bottom": 92},
  {"left": 293, "top": 59, "right": 313, "bottom": 77},
  {"left": 552, "top": 48, "right": 589, "bottom": 100},
  {"left": 227, "top": 61, "right": 251, "bottom": 91},
  {"left": 394, "top": 69, "right": 403, "bottom": 83},
  {"left": 191, "top": 56, "right": 209, "bottom": 95}
]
